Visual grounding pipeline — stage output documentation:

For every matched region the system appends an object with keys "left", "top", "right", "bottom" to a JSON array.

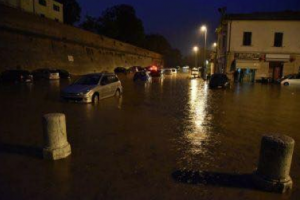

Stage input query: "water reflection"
[{"left": 184, "top": 79, "right": 208, "bottom": 155}]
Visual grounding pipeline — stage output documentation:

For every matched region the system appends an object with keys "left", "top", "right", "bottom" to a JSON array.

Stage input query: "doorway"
[
  {"left": 236, "top": 68, "right": 256, "bottom": 83},
  {"left": 269, "top": 62, "right": 283, "bottom": 81}
]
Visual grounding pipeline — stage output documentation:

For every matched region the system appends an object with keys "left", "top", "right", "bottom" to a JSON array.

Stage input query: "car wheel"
[
  {"left": 92, "top": 93, "right": 99, "bottom": 103},
  {"left": 284, "top": 82, "right": 289, "bottom": 86},
  {"left": 115, "top": 89, "right": 121, "bottom": 97}
]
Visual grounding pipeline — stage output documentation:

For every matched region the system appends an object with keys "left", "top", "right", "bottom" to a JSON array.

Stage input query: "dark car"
[
  {"left": 57, "top": 69, "right": 71, "bottom": 79},
  {"left": 150, "top": 70, "right": 163, "bottom": 77},
  {"left": 0, "top": 70, "right": 33, "bottom": 83},
  {"left": 209, "top": 73, "right": 230, "bottom": 89},
  {"left": 133, "top": 71, "right": 151, "bottom": 82},
  {"left": 114, "top": 67, "right": 127, "bottom": 74},
  {"left": 32, "top": 68, "right": 60, "bottom": 80}
]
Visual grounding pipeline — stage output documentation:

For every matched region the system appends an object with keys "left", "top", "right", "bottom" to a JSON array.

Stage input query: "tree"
[
  {"left": 143, "top": 34, "right": 172, "bottom": 55},
  {"left": 56, "top": 0, "right": 81, "bottom": 25},
  {"left": 80, "top": 15, "right": 100, "bottom": 33},
  {"left": 98, "top": 4, "right": 145, "bottom": 46},
  {"left": 143, "top": 34, "right": 182, "bottom": 67}
]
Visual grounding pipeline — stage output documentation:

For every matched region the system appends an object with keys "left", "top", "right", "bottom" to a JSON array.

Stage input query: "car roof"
[{"left": 84, "top": 72, "right": 116, "bottom": 76}]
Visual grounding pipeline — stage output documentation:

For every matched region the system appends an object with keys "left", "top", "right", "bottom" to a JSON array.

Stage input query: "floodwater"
[{"left": 0, "top": 73, "right": 300, "bottom": 200}]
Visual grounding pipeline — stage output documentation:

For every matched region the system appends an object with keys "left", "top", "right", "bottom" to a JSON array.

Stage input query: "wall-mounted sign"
[
  {"left": 235, "top": 53, "right": 261, "bottom": 60},
  {"left": 68, "top": 55, "right": 74, "bottom": 62},
  {"left": 266, "top": 54, "right": 290, "bottom": 62}
]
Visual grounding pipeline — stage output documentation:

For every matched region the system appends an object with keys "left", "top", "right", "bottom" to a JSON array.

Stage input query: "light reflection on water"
[{"left": 184, "top": 79, "right": 209, "bottom": 155}]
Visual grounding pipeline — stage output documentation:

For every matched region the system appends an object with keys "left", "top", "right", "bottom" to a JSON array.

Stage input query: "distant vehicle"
[
  {"left": 114, "top": 67, "right": 127, "bottom": 74},
  {"left": 61, "top": 73, "right": 122, "bottom": 103},
  {"left": 182, "top": 66, "right": 190, "bottom": 73},
  {"left": 57, "top": 69, "right": 70, "bottom": 79},
  {"left": 209, "top": 73, "right": 230, "bottom": 89},
  {"left": 171, "top": 68, "right": 178, "bottom": 74},
  {"left": 133, "top": 71, "right": 151, "bottom": 82},
  {"left": 150, "top": 70, "right": 163, "bottom": 77},
  {"left": 0, "top": 70, "right": 33, "bottom": 83},
  {"left": 128, "top": 66, "right": 143, "bottom": 73},
  {"left": 164, "top": 68, "right": 177, "bottom": 75},
  {"left": 32, "top": 68, "right": 60, "bottom": 80},
  {"left": 146, "top": 66, "right": 158, "bottom": 72},
  {"left": 191, "top": 68, "right": 200, "bottom": 78},
  {"left": 281, "top": 74, "right": 300, "bottom": 86}
]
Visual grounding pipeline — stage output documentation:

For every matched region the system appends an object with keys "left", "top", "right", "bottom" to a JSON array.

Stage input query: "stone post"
[
  {"left": 253, "top": 134, "right": 294, "bottom": 193},
  {"left": 43, "top": 113, "right": 71, "bottom": 160}
]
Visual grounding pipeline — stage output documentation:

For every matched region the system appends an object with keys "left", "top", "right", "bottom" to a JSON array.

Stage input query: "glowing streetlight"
[
  {"left": 193, "top": 46, "right": 199, "bottom": 52},
  {"left": 213, "top": 42, "right": 217, "bottom": 48},
  {"left": 200, "top": 25, "right": 207, "bottom": 79},
  {"left": 201, "top": 25, "right": 207, "bottom": 32},
  {"left": 193, "top": 46, "right": 199, "bottom": 68}
]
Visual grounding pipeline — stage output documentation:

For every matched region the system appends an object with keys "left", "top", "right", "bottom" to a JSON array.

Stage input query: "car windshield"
[{"left": 74, "top": 75, "right": 101, "bottom": 85}]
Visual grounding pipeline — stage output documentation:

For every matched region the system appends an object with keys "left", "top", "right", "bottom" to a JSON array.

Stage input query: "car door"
[
  {"left": 109, "top": 75, "right": 119, "bottom": 96},
  {"left": 99, "top": 75, "right": 110, "bottom": 99},
  {"left": 289, "top": 75, "right": 297, "bottom": 85}
]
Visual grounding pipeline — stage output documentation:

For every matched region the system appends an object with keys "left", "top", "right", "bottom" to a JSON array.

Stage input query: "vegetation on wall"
[{"left": 80, "top": 4, "right": 182, "bottom": 67}]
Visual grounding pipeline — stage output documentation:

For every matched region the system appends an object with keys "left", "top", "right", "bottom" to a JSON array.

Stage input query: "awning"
[
  {"left": 236, "top": 60, "right": 260, "bottom": 69},
  {"left": 266, "top": 54, "right": 290, "bottom": 62}
]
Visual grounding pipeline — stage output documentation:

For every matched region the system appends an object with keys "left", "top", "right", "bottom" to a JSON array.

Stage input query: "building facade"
[
  {"left": 216, "top": 12, "right": 300, "bottom": 82},
  {"left": 0, "top": 0, "right": 63, "bottom": 22}
]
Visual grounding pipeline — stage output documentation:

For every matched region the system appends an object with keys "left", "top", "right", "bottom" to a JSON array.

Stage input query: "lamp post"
[
  {"left": 201, "top": 25, "right": 207, "bottom": 79},
  {"left": 193, "top": 46, "right": 199, "bottom": 69},
  {"left": 211, "top": 42, "right": 217, "bottom": 74}
]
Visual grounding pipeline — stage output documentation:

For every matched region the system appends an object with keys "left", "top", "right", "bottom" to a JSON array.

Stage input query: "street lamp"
[
  {"left": 193, "top": 46, "right": 199, "bottom": 69},
  {"left": 200, "top": 25, "right": 207, "bottom": 78}
]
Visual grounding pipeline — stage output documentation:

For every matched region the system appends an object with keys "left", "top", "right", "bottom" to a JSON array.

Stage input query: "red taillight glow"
[{"left": 150, "top": 66, "right": 158, "bottom": 71}]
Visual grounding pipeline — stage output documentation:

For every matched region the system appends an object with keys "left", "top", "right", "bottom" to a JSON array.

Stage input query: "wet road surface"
[{"left": 0, "top": 73, "right": 300, "bottom": 199}]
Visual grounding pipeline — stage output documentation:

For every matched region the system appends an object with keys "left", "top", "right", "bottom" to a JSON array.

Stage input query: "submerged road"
[{"left": 0, "top": 73, "right": 300, "bottom": 199}]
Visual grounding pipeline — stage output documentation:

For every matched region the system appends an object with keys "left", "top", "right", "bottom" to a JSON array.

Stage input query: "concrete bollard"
[
  {"left": 253, "top": 134, "right": 294, "bottom": 193},
  {"left": 43, "top": 113, "right": 71, "bottom": 160}
]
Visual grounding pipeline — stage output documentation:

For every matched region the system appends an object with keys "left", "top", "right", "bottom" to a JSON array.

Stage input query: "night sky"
[{"left": 77, "top": 0, "right": 300, "bottom": 55}]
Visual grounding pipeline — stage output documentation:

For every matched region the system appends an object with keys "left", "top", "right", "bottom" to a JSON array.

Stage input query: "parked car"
[
  {"left": 171, "top": 68, "right": 178, "bottom": 74},
  {"left": 150, "top": 70, "right": 163, "bottom": 77},
  {"left": 128, "top": 66, "right": 143, "bottom": 73},
  {"left": 32, "top": 68, "right": 60, "bottom": 80},
  {"left": 163, "top": 68, "right": 177, "bottom": 75},
  {"left": 191, "top": 68, "right": 200, "bottom": 78},
  {"left": 133, "top": 71, "right": 151, "bottom": 82},
  {"left": 57, "top": 69, "right": 71, "bottom": 79},
  {"left": 61, "top": 73, "right": 122, "bottom": 103},
  {"left": 146, "top": 66, "right": 158, "bottom": 72},
  {"left": 0, "top": 70, "right": 33, "bottom": 83},
  {"left": 114, "top": 67, "right": 128, "bottom": 74},
  {"left": 281, "top": 74, "right": 300, "bottom": 86},
  {"left": 209, "top": 73, "right": 230, "bottom": 89}
]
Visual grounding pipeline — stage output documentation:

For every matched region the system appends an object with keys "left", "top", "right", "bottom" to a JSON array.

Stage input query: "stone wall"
[{"left": 0, "top": 4, "right": 163, "bottom": 75}]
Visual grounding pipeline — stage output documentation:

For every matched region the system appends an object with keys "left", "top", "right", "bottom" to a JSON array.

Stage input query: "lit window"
[
  {"left": 274, "top": 32, "right": 283, "bottom": 47},
  {"left": 243, "top": 32, "right": 252, "bottom": 46},
  {"left": 39, "top": 0, "right": 47, "bottom": 6},
  {"left": 53, "top": 4, "right": 60, "bottom": 12}
]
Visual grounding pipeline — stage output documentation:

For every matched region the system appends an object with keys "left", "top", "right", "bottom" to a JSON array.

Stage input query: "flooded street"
[{"left": 1, "top": 73, "right": 300, "bottom": 199}]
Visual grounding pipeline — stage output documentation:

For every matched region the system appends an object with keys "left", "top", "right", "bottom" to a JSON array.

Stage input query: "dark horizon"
[{"left": 78, "top": 0, "right": 300, "bottom": 55}]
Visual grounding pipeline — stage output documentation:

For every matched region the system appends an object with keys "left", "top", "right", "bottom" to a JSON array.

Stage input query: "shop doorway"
[
  {"left": 269, "top": 62, "right": 283, "bottom": 81},
  {"left": 235, "top": 68, "right": 256, "bottom": 83}
]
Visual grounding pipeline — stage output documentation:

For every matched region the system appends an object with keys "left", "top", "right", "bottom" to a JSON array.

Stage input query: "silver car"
[{"left": 61, "top": 73, "right": 122, "bottom": 103}]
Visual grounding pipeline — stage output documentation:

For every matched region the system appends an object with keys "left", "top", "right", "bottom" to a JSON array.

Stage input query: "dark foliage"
[{"left": 56, "top": 0, "right": 81, "bottom": 25}]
